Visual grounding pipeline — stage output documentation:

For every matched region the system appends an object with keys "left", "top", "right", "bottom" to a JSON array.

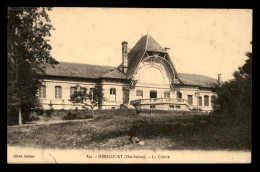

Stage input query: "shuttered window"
[
  {"left": 39, "top": 85, "right": 46, "bottom": 99},
  {"left": 55, "top": 86, "right": 62, "bottom": 99},
  {"left": 204, "top": 95, "right": 209, "bottom": 106},
  {"left": 188, "top": 95, "right": 193, "bottom": 105},
  {"left": 199, "top": 96, "right": 202, "bottom": 106}
]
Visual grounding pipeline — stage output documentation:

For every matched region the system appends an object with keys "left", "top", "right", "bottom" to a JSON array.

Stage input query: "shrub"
[
  {"left": 35, "top": 108, "right": 44, "bottom": 115},
  {"left": 28, "top": 115, "right": 39, "bottom": 122},
  {"left": 46, "top": 109, "right": 53, "bottom": 117},
  {"left": 63, "top": 111, "right": 77, "bottom": 120}
]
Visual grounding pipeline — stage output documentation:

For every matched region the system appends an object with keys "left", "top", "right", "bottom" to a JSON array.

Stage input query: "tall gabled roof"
[{"left": 127, "top": 34, "right": 167, "bottom": 78}]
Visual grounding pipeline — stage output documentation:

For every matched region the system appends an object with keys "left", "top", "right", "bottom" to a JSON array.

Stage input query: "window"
[
  {"left": 136, "top": 90, "right": 143, "bottom": 97},
  {"left": 188, "top": 95, "right": 193, "bottom": 105},
  {"left": 199, "top": 96, "right": 202, "bottom": 106},
  {"left": 169, "top": 105, "right": 174, "bottom": 109},
  {"left": 176, "top": 105, "right": 180, "bottom": 109},
  {"left": 55, "top": 86, "right": 62, "bottom": 99},
  {"left": 204, "top": 95, "right": 209, "bottom": 106},
  {"left": 211, "top": 96, "right": 216, "bottom": 106},
  {"left": 110, "top": 88, "right": 116, "bottom": 95},
  {"left": 177, "top": 91, "right": 182, "bottom": 98},
  {"left": 81, "top": 87, "right": 87, "bottom": 94},
  {"left": 150, "top": 105, "right": 156, "bottom": 109},
  {"left": 90, "top": 88, "right": 94, "bottom": 100},
  {"left": 109, "top": 88, "right": 116, "bottom": 102},
  {"left": 70, "top": 87, "right": 76, "bottom": 98},
  {"left": 164, "top": 91, "right": 170, "bottom": 98},
  {"left": 39, "top": 85, "right": 46, "bottom": 99},
  {"left": 150, "top": 90, "right": 157, "bottom": 98}
]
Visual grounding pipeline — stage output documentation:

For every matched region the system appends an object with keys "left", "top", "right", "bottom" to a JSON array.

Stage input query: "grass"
[{"left": 7, "top": 109, "right": 251, "bottom": 151}]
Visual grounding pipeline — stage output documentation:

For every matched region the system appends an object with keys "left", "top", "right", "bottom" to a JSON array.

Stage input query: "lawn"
[{"left": 7, "top": 109, "right": 251, "bottom": 151}]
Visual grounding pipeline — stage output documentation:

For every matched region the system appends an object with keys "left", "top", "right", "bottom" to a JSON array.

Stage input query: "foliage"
[
  {"left": 7, "top": 7, "right": 58, "bottom": 124},
  {"left": 62, "top": 111, "right": 92, "bottom": 120},
  {"left": 69, "top": 83, "right": 105, "bottom": 117},
  {"left": 213, "top": 42, "right": 252, "bottom": 127}
]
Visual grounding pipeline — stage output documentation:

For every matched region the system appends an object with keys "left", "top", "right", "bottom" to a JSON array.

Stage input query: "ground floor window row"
[
  {"left": 135, "top": 89, "right": 215, "bottom": 107},
  {"left": 39, "top": 85, "right": 118, "bottom": 101}
]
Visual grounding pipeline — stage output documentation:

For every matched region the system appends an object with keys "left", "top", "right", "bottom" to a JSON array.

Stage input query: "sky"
[{"left": 47, "top": 8, "right": 252, "bottom": 81}]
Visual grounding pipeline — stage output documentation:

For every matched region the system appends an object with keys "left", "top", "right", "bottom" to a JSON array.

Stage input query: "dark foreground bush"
[{"left": 63, "top": 111, "right": 92, "bottom": 120}]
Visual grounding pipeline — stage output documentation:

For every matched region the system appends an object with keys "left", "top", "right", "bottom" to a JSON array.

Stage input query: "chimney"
[
  {"left": 122, "top": 41, "right": 128, "bottom": 73},
  {"left": 218, "top": 74, "right": 222, "bottom": 87},
  {"left": 164, "top": 47, "right": 170, "bottom": 52}
]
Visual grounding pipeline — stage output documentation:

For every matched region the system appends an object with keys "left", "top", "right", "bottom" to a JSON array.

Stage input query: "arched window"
[
  {"left": 39, "top": 85, "right": 46, "bottom": 99},
  {"left": 55, "top": 86, "right": 62, "bottom": 99},
  {"left": 204, "top": 95, "right": 209, "bottom": 106}
]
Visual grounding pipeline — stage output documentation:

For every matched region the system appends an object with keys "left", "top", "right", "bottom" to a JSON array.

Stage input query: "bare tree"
[{"left": 69, "top": 84, "right": 104, "bottom": 117}]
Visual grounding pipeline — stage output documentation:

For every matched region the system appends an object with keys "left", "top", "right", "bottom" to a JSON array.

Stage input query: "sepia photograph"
[{"left": 7, "top": 7, "right": 252, "bottom": 164}]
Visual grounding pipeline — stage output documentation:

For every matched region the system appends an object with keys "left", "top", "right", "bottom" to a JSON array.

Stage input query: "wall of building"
[
  {"left": 39, "top": 78, "right": 216, "bottom": 112},
  {"left": 101, "top": 80, "right": 128, "bottom": 109},
  {"left": 39, "top": 79, "right": 96, "bottom": 110},
  {"left": 178, "top": 87, "right": 216, "bottom": 112}
]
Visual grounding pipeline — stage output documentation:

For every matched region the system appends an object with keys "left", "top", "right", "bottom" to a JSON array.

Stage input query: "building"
[{"left": 38, "top": 34, "right": 220, "bottom": 111}]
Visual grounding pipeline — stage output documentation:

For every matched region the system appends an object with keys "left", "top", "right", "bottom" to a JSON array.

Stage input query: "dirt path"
[
  {"left": 7, "top": 118, "right": 93, "bottom": 128},
  {"left": 7, "top": 146, "right": 251, "bottom": 164}
]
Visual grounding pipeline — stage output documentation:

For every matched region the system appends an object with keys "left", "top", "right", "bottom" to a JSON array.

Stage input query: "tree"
[
  {"left": 213, "top": 42, "right": 252, "bottom": 126},
  {"left": 69, "top": 83, "right": 105, "bottom": 117},
  {"left": 7, "top": 7, "right": 58, "bottom": 125}
]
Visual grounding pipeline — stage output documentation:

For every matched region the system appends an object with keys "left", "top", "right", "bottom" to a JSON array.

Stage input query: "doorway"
[{"left": 150, "top": 90, "right": 157, "bottom": 98}]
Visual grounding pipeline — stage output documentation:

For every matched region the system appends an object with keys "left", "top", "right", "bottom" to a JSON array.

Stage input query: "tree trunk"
[
  {"left": 91, "top": 107, "right": 95, "bottom": 117},
  {"left": 18, "top": 107, "right": 22, "bottom": 125}
]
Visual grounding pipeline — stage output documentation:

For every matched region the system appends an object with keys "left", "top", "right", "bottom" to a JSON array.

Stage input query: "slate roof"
[
  {"left": 40, "top": 62, "right": 115, "bottom": 79},
  {"left": 101, "top": 69, "right": 128, "bottom": 79},
  {"left": 39, "top": 34, "right": 217, "bottom": 87},
  {"left": 178, "top": 73, "right": 217, "bottom": 87},
  {"left": 40, "top": 61, "right": 217, "bottom": 87}
]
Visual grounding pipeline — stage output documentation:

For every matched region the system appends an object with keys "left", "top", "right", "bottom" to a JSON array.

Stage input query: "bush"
[
  {"left": 63, "top": 111, "right": 77, "bottom": 120},
  {"left": 35, "top": 108, "right": 44, "bottom": 115},
  {"left": 46, "top": 109, "right": 53, "bottom": 117},
  {"left": 28, "top": 115, "right": 39, "bottom": 122}
]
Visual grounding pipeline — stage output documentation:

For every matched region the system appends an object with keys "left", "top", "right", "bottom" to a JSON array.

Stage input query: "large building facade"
[{"left": 38, "top": 35, "right": 220, "bottom": 112}]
